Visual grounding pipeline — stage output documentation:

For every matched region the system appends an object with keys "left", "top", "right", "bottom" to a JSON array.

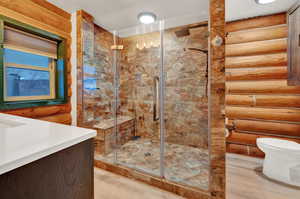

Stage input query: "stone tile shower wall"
[
  {"left": 119, "top": 32, "right": 161, "bottom": 140},
  {"left": 165, "top": 25, "right": 208, "bottom": 149},
  {"left": 81, "top": 20, "right": 209, "bottom": 149},
  {"left": 120, "top": 24, "right": 209, "bottom": 149},
  {"left": 82, "top": 20, "right": 114, "bottom": 124}
]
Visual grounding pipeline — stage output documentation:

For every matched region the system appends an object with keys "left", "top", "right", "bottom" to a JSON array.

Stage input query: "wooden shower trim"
[
  {"left": 208, "top": 0, "right": 226, "bottom": 198},
  {"left": 76, "top": 0, "right": 226, "bottom": 197}
]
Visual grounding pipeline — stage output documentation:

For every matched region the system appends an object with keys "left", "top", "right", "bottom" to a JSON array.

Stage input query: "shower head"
[
  {"left": 174, "top": 22, "right": 208, "bottom": 38},
  {"left": 185, "top": 48, "right": 208, "bottom": 54},
  {"left": 175, "top": 29, "right": 190, "bottom": 37}
]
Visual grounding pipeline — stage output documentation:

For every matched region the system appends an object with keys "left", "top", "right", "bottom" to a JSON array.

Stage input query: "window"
[{"left": 0, "top": 16, "right": 67, "bottom": 110}]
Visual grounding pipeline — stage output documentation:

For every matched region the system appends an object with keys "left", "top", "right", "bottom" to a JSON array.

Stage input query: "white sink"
[{"left": 0, "top": 118, "right": 25, "bottom": 129}]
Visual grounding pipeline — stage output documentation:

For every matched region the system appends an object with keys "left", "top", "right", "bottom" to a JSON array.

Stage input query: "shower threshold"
[{"left": 94, "top": 138, "right": 209, "bottom": 190}]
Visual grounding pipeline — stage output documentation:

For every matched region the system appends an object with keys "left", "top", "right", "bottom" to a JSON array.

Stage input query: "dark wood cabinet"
[
  {"left": 0, "top": 139, "right": 94, "bottom": 199},
  {"left": 288, "top": 2, "right": 300, "bottom": 85}
]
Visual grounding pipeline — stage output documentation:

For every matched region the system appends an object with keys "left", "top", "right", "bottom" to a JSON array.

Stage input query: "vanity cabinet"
[
  {"left": 288, "top": 2, "right": 300, "bottom": 85},
  {"left": 0, "top": 140, "right": 95, "bottom": 199},
  {"left": 0, "top": 114, "right": 96, "bottom": 199}
]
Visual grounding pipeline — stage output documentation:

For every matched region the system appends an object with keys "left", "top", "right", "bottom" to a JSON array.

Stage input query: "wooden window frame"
[
  {"left": 3, "top": 61, "right": 56, "bottom": 102},
  {"left": 0, "top": 15, "right": 68, "bottom": 110}
]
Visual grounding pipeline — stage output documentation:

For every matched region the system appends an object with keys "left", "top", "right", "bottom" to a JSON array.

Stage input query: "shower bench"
[{"left": 93, "top": 116, "right": 135, "bottom": 155}]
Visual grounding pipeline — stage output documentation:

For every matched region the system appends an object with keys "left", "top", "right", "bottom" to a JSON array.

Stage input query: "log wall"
[
  {"left": 225, "top": 13, "right": 300, "bottom": 157},
  {"left": 0, "top": 0, "right": 72, "bottom": 125}
]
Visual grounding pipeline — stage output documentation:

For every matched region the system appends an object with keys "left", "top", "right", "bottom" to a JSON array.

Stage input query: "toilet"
[{"left": 257, "top": 138, "right": 300, "bottom": 187}]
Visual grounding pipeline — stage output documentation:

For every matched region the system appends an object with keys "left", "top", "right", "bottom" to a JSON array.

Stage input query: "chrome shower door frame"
[
  {"left": 111, "top": 20, "right": 166, "bottom": 178},
  {"left": 158, "top": 20, "right": 165, "bottom": 178}
]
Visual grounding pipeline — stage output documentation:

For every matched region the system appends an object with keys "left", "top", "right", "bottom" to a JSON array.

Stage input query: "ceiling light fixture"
[
  {"left": 138, "top": 12, "right": 157, "bottom": 24},
  {"left": 255, "top": 0, "right": 276, "bottom": 5}
]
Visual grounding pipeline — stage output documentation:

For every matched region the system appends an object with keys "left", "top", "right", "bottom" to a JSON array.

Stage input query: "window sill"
[{"left": 0, "top": 99, "right": 68, "bottom": 110}]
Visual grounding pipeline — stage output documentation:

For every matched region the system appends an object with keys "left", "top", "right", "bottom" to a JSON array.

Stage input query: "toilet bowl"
[{"left": 257, "top": 138, "right": 300, "bottom": 187}]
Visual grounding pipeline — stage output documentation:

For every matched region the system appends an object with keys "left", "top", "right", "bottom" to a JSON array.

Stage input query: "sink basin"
[{"left": 0, "top": 118, "right": 25, "bottom": 129}]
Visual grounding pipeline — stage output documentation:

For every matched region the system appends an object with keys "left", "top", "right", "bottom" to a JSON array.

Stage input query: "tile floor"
[
  {"left": 95, "top": 138, "right": 209, "bottom": 190},
  {"left": 94, "top": 153, "right": 300, "bottom": 199}
]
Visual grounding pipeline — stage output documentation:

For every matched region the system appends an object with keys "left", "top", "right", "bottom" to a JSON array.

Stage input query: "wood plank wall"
[
  {"left": 225, "top": 13, "right": 300, "bottom": 157},
  {"left": 0, "top": 0, "right": 72, "bottom": 125}
]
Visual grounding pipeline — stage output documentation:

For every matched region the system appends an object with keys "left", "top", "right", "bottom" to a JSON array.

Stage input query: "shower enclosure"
[
  {"left": 77, "top": 1, "right": 226, "bottom": 195},
  {"left": 82, "top": 18, "right": 210, "bottom": 190}
]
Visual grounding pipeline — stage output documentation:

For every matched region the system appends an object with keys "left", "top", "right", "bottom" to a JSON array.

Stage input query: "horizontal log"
[
  {"left": 225, "top": 53, "right": 287, "bottom": 68},
  {"left": 0, "top": 6, "right": 70, "bottom": 39},
  {"left": 226, "top": 143, "right": 265, "bottom": 158},
  {"left": 38, "top": 113, "right": 72, "bottom": 125},
  {"left": 226, "top": 13, "right": 286, "bottom": 33},
  {"left": 228, "top": 132, "right": 300, "bottom": 146},
  {"left": 30, "top": 0, "right": 71, "bottom": 19},
  {"left": 32, "top": 104, "right": 71, "bottom": 118},
  {"left": 226, "top": 67, "right": 287, "bottom": 81},
  {"left": 228, "top": 119, "right": 300, "bottom": 137},
  {"left": 67, "top": 74, "right": 72, "bottom": 86},
  {"left": 226, "top": 80, "right": 300, "bottom": 94},
  {"left": 68, "top": 88, "right": 72, "bottom": 97},
  {"left": 1, "top": 104, "right": 71, "bottom": 118},
  {"left": 226, "top": 95, "right": 300, "bottom": 108},
  {"left": 226, "top": 39, "right": 287, "bottom": 57},
  {"left": 226, "top": 25, "right": 287, "bottom": 44},
  {"left": 0, "top": 0, "right": 71, "bottom": 34},
  {"left": 226, "top": 106, "right": 300, "bottom": 122}
]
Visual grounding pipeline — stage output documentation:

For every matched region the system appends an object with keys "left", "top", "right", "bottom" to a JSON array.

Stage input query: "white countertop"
[{"left": 0, "top": 113, "right": 96, "bottom": 175}]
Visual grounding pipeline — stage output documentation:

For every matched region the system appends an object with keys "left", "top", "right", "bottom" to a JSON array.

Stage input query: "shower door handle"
[{"left": 153, "top": 76, "right": 160, "bottom": 121}]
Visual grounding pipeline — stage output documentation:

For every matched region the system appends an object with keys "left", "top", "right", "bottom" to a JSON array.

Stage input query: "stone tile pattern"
[
  {"left": 80, "top": 18, "right": 209, "bottom": 149},
  {"left": 81, "top": 21, "right": 115, "bottom": 124},
  {"left": 77, "top": 0, "right": 227, "bottom": 196},
  {"left": 77, "top": 10, "right": 95, "bottom": 127},
  {"left": 94, "top": 116, "right": 136, "bottom": 155},
  {"left": 120, "top": 25, "right": 209, "bottom": 149},
  {"left": 95, "top": 138, "right": 209, "bottom": 190}
]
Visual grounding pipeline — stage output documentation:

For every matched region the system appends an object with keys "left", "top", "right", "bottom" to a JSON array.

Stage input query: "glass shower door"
[
  {"left": 111, "top": 16, "right": 210, "bottom": 190},
  {"left": 163, "top": 17, "right": 210, "bottom": 190},
  {"left": 113, "top": 21, "right": 165, "bottom": 177}
]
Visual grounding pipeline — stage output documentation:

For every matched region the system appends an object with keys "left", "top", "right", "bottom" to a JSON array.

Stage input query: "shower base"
[{"left": 94, "top": 138, "right": 209, "bottom": 190}]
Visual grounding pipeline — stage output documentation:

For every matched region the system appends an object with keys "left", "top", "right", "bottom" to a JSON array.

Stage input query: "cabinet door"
[{"left": 288, "top": 6, "right": 300, "bottom": 85}]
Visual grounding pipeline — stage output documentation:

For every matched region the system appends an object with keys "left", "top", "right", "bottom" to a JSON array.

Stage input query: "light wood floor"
[
  {"left": 94, "top": 154, "right": 300, "bottom": 199},
  {"left": 227, "top": 154, "right": 300, "bottom": 199}
]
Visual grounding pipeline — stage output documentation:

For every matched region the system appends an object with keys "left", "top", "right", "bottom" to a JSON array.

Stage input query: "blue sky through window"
[{"left": 4, "top": 48, "right": 50, "bottom": 68}]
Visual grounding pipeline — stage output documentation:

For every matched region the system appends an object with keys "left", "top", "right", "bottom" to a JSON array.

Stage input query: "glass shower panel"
[
  {"left": 81, "top": 19, "right": 117, "bottom": 164},
  {"left": 80, "top": 4, "right": 212, "bottom": 192},
  {"left": 82, "top": 18, "right": 95, "bottom": 124},
  {"left": 163, "top": 16, "right": 210, "bottom": 190},
  {"left": 114, "top": 21, "right": 164, "bottom": 177},
  {"left": 81, "top": 19, "right": 115, "bottom": 126}
]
